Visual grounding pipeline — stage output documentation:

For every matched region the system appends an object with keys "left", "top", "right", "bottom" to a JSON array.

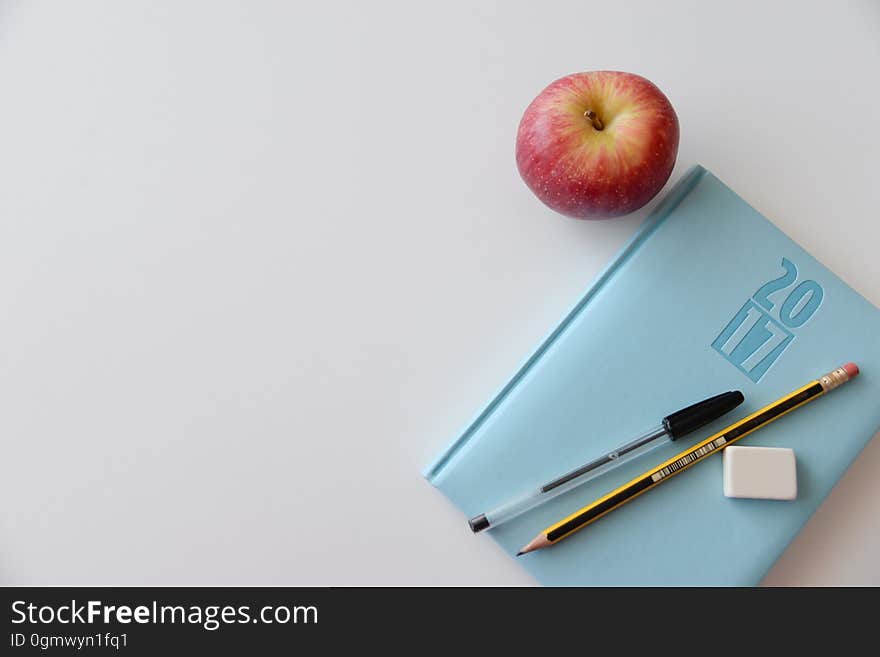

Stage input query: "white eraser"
[{"left": 723, "top": 446, "right": 797, "bottom": 500}]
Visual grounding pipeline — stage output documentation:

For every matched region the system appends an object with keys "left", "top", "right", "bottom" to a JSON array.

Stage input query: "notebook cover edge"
[{"left": 423, "top": 165, "right": 708, "bottom": 481}]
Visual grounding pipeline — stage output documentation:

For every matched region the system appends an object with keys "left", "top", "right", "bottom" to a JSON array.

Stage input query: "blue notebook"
[{"left": 425, "top": 165, "right": 880, "bottom": 586}]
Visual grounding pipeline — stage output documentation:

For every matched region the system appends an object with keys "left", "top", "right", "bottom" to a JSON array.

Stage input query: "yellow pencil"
[{"left": 517, "top": 363, "right": 860, "bottom": 555}]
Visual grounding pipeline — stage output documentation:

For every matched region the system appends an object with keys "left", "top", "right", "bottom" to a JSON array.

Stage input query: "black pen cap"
[{"left": 662, "top": 391, "right": 745, "bottom": 439}]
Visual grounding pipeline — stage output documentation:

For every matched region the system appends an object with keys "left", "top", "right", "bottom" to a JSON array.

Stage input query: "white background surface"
[{"left": 0, "top": 0, "right": 878, "bottom": 586}]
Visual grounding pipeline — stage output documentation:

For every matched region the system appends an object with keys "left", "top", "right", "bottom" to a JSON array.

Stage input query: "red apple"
[{"left": 516, "top": 71, "right": 679, "bottom": 219}]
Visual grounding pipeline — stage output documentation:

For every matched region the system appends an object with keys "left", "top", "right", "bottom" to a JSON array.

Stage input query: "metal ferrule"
[{"left": 819, "top": 366, "right": 851, "bottom": 392}]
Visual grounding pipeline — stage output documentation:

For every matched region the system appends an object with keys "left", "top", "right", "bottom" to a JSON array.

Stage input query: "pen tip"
[{"left": 516, "top": 551, "right": 524, "bottom": 557}]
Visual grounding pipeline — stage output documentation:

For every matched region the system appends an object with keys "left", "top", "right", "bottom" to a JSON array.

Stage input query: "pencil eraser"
[
  {"left": 843, "top": 362, "right": 859, "bottom": 378},
  {"left": 723, "top": 446, "right": 797, "bottom": 500}
]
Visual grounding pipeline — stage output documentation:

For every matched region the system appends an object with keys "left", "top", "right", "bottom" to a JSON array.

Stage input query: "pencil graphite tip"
[{"left": 516, "top": 534, "right": 551, "bottom": 556}]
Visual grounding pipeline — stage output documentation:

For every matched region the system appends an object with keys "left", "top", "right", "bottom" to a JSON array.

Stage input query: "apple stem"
[{"left": 584, "top": 110, "right": 604, "bottom": 131}]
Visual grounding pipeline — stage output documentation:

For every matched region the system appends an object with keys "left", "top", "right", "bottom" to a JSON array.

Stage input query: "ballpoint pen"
[{"left": 468, "top": 390, "right": 744, "bottom": 533}]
